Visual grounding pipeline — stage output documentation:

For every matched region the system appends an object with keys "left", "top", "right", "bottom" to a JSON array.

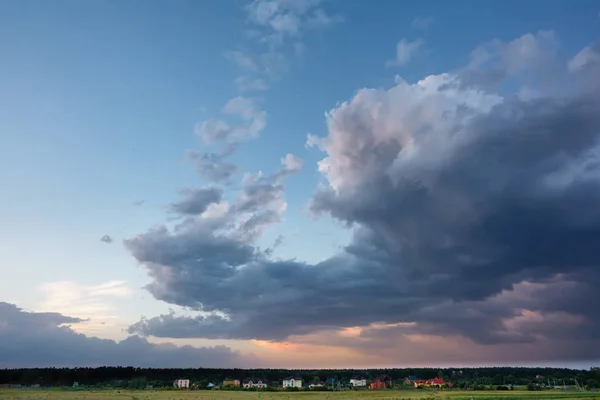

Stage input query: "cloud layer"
[{"left": 0, "top": 302, "right": 257, "bottom": 368}]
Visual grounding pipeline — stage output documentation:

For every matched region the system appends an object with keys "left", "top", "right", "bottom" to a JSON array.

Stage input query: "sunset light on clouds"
[{"left": 1, "top": 0, "right": 600, "bottom": 369}]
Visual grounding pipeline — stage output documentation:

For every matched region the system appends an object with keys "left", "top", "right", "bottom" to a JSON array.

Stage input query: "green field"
[{"left": 1, "top": 390, "right": 599, "bottom": 400}]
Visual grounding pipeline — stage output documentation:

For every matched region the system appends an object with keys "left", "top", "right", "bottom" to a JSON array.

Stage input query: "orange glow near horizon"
[
  {"left": 339, "top": 326, "right": 362, "bottom": 337},
  {"left": 250, "top": 339, "right": 302, "bottom": 351}
]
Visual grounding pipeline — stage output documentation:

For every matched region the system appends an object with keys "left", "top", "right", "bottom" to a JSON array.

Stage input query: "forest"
[{"left": 1, "top": 367, "right": 599, "bottom": 389}]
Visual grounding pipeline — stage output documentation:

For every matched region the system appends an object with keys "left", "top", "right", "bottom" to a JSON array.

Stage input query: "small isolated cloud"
[
  {"left": 386, "top": 38, "right": 423, "bottom": 67},
  {"left": 100, "top": 235, "right": 113, "bottom": 244},
  {"left": 281, "top": 153, "right": 303, "bottom": 172},
  {"left": 411, "top": 16, "right": 433, "bottom": 30},
  {"left": 133, "top": 200, "right": 145, "bottom": 206}
]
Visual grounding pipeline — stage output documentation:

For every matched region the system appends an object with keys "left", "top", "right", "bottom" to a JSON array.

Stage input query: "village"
[{"left": 171, "top": 375, "right": 453, "bottom": 391}]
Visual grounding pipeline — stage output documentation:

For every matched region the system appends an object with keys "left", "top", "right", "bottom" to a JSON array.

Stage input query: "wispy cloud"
[
  {"left": 306, "top": 8, "right": 344, "bottom": 29},
  {"left": 37, "top": 280, "right": 133, "bottom": 337},
  {"left": 411, "top": 16, "right": 433, "bottom": 30},
  {"left": 386, "top": 38, "right": 424, "bottom": 67},
  {"left": 195, "top": 97, "right": 267, "bottom": 144},
  {"left": 235, "top": 75, "right": 269, "bottom": 92},
  {"left": 196, "top": 1, "right": 342, "bottom": 181},
  {"left": 245, "top": 0, "right": 341, "bottom": 42},
  {"left": 224, "top": 50, "right": 259, "bottom": 72},
  {"left": 225, "top": 0, "right": 342, "bottom": 88}
]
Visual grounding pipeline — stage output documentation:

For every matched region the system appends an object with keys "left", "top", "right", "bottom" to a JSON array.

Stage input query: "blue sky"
[{"left": 1, "top": 0, "right": 600, "bottom": 368}]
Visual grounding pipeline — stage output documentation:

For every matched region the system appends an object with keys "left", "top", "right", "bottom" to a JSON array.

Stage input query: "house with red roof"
[
  {"left": 424, "top": 377, "right": 452, "bottom": 388},
  {"left": 408, "top": 376, "right": 452, "bottom": 388},
  {"left": 405, "top": 376, "right": 426, "bottom": 387},
  {"left": 369, "top": 377, "right": 386, "bottom": 389}
]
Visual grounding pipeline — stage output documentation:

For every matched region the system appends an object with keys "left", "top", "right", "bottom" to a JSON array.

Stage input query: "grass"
[{"left": 0, "top": 390, "right": 599, "bottom": 400}]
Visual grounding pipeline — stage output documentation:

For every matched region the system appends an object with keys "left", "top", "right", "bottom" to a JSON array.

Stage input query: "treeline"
[{"left": 1, "top": 367, "right": 598, "bottom": 389}]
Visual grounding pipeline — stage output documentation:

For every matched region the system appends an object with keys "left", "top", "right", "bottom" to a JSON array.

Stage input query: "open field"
[{"left": 1, "top": 390, "right": 600, "bottom": 400}]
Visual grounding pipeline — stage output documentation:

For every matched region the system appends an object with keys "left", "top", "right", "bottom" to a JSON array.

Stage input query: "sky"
[{"left": 1, "top": 0, "right": 600, "bottom": 369}]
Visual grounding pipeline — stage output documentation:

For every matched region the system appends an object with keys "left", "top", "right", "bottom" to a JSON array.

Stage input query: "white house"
[
  {"left": 350, "top": 376, "right": 367, "bottom": 387},
  {"left": 309, "top": 381, "right": 325, "bottom": 389},
  {"left": 283, "top": 376, "right": 303, "bottom": 388},
  {"left": 173, "top": 379, "right": 190, "bottom": 389},
  {"left": 243, "top": 378, "right": 268, "bottom": 389}
]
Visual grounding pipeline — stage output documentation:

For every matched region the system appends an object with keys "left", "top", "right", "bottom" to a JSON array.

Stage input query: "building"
[
  {"left": 415, "top": 377, "right": 451, "bottom": 388},
  {"left": 350, "top": 376, "right": 367, "bottom": 387},
  {"left": 283, "top": 376, "right": 303, "bottom": 389},
  {"left": 370, "top": 377, "right": 386, "bottom": 390},
  {"left": 243, "top": 378, "right": 268, "bottom": 389},
  {"left": 173, "top": 379, "right": 190, "bottom": 389},
  {"left": 223, "top": 379, "right": 240, "bottom": 387},
  {"left": 406, "top": 376, "right": 426, "bottom": 387},
  {"left": 309, "top": 381, "right": 325, "bottom": 388}
]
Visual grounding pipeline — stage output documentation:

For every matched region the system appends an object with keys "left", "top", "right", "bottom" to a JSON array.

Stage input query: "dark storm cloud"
[
  {"left": 0, "top": 302, "right": 258, "bottom": 368},
  {"left": 126, "top": 33, "right": 600, "bottom": 361},
  {"left": 125, "top": 155, "right": 303, "bottom": 311},
  {"left": 170, "top": 187, "right": 223, "bottom": 216}
]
